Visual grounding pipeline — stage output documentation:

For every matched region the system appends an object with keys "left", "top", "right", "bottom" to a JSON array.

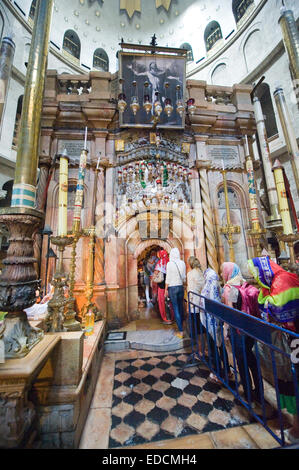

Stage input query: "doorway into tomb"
[{"left": 137, "top": 244, "right": 162, "bottom": 320}]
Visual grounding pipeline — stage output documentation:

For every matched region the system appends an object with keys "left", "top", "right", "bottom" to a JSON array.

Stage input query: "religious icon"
[
  {"left": 181, "top": 142, "right": 190, "bottom": 154},
  {"left": 119, "top": 52, "right": 186, "bottom": 129},
  {"left": 115, "top": 140, "right": 125, "bottom": 152}
]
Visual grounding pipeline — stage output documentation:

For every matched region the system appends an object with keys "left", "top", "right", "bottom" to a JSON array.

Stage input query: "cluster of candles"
[
  {"left": 117, "top": 161, "right": 192, "bottom": 183},
  {"left": 118, "top": 81, "right": 196, "bottom": 118}
]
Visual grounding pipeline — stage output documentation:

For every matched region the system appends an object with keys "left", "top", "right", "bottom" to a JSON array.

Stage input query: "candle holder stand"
[
  {"left": 46, "top": 234, "right": 74, "bottom": 332},
  {"left": 219, "top": 169, "right": 241, "bottom": 262},
  {"left": 63, "top": 231, "right": 83, "bottom": 332},
  {"left": 277, "top": 233, "right": 299, "bottom": 275},
  {"left": 79, "top": 227, "right": 102, "bottom": 328},
  {"left": 0, "top": 208, "right": 44, "bottom": 358}
]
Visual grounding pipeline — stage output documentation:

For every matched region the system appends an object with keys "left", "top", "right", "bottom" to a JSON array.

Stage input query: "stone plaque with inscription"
[
  {"left": 207, "top": 145, "right": 239, "bottom": 166},
  {"left": 57, "top": 140, "right": 91, "bottom": 160}
]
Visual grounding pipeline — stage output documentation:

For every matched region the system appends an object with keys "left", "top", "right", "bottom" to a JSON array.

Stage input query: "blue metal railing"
[{"left": 187, "top": 290, "right": 299, "bottom": 447}]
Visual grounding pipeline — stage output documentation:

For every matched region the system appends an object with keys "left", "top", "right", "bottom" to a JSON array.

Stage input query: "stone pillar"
[
  {"left": 273, "top": 86, "right": 299, "bottom": 194},
  {"left": 278, "top": 6, "right": 299, "bottom": 80},
  {"left": 195, "top": 136, "right": 219, "bottom": 273},
  {"left": 253, "top": 96, "right": 281, "bottom": 227},
  {"left": 0, "top": 0, "right": 54, "bottom": 359},
  {"left": 198, "top": 166, "right": 219, "bottom": 273},
  {"left": 11, "top": 0, "right": 54, "bottom": 209},
  {"left": 189, "top": 169, "right": 207, "bottom": 270},
  {"left": 0, "top": 37, "right": 16, "bottom": 129}
]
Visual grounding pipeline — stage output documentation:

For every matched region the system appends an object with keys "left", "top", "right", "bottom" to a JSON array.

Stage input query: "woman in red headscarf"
[{"left": 154, "top": 250, "right": 174, "bottom": 324}]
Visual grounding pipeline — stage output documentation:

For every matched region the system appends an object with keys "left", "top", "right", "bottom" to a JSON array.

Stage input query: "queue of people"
[{"left": 149, "top": 249, "right": 299, "bottom": 443}]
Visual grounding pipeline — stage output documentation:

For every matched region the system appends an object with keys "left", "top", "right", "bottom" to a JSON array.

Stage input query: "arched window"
[
  {"left": 12, "top": 95, "right": 23, "bottom": 148},
  {"left": 0, "top": 11, "right": 4, "bottom": 42},
  {"left": 256, "top": 83, "right": 278, "bottom": 139},
  {"left": 29, "top": 0, "right": 37, "bottom": 21},
  {"left": 63, "top": 30, "right": 81, "bottom": 60},
  {"left": 233, "top": 0, "right": 254, "bottom": 24},
  {"left": 204, "top": 21, "right": 223, "bottom": 53},
  {"left": 93, "top": 48, "right": 109, "bottom": 72},
  {"left": 180, "top": 43, "right": 194, "bottom": 62}
]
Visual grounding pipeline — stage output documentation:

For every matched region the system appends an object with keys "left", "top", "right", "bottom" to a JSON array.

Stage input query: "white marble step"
[{"left": 104, "top": 329, "right": 190, "bottom": 353}]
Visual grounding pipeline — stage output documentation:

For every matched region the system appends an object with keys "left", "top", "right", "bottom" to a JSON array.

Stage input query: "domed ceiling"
[{"left": 49, "top": 0, "right": 244, "bottom": 72}]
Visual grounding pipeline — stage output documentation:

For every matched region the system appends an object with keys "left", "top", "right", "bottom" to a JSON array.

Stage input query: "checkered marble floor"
[{"left": 109, "top": 353, "right": 269, "bottom": 448}]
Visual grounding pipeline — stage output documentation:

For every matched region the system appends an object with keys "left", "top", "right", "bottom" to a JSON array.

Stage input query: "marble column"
[
  {"left": 195, "top": 136, "right": 219, "bottom": 273},
  {"left": 278, "top": 6, "right": 299, "bottom": 80},
  {"left": 253, "top": 96, "right": 281, "bottom": 227},
  {"left": 273, "top": 86, "right": 299, "bottom": 194},
  {"left": 11, "top": 0, "right": 54, "bottom": 209},
  {"left": 198, "top": 166, "right": 219, "bottom": 273},
  {"left": 0, "top": 37, "right": 16, "bottom": 129},
  {"left": 0, "top": 0, "right": 54, "bottom": 359}
]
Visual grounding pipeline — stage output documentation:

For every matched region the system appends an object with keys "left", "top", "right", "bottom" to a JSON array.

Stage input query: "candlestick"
[
  {"left": 272, "top": 159, "right": 293, "bottom": 235},
  {"left": 84, "top": 126, "right": 88, "bottom": 151},
  {"left": 220, "top": 168, "right": 240, "bottom": 262},
  {"left": 245, "top": 135, "right": 250, "bottom": 157},
  {"left": 58, "top": 150, "right": 69, "bottom": 237},
  {"left": 72, "top": 147, "right": 89, "bottom": 234}
]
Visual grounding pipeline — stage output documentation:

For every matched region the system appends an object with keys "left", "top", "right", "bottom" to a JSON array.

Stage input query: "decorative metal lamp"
[
  {"left": 187, "top": 98, "right": 196, "bottom": 115},
  {"left": 154, "top": 91, "right": 163, "bottom": 117},
  {"left": 130, "top": 80, "right": 140, "bottom": 115},
  {"left": 117, "top": 78, "right": 127, "bottom": 113},
  {"left": 164, "top": 82, "right": 173, "bottom": 117},
  {"left": 176, "top": 85, "right": 185, "bottom": 117},
  {"left": 143, "top": 81, "right": 152, "bottom": 114}
]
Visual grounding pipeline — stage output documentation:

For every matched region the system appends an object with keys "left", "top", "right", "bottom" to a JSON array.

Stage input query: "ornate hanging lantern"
[
  {"left": 118, "top": 93, "right": 127, "bottom": 113},
  {"left": 130, "top": 81, "right": 140, "bottom": 115},
  {"left": 164, "top": 82, "right": 173, "bottom": 117},
  {"left": 117, "top": 78, "right": 127, "bottom": 113},
  {"left": 176, "top": 85, "right": 185, "bottom": 117},
  {"left": 154, "top": 91, "right": 163, "bottom": 117},
  {"left": 143, "top": 81, "right": 152, "bottom": 115},
  {"left": 187, "top": 98, "right": 196, "bottom": 115}
]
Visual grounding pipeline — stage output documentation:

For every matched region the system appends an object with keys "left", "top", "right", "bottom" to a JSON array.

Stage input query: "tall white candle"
[
  {"left": 245, "top": 135, "right": 250, "bottom": 156},
  {"left": 84, "top": 126, "right": 88, "bottom": 150},
  {"left": 222, "top": 158, "right": 225, "bottom": 170}
]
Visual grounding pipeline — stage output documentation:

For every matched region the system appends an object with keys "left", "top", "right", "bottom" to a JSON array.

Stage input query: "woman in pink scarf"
[
  {"left": 154, "top": 250, "right": 174, "bottom": 324},
  {"left": 221, "top": 261, "right": 263, "bottom": 405}
]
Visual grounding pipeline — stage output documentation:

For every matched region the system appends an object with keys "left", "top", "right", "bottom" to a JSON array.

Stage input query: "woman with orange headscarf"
[{"left": 154, "top": 250, "right": 174, "bottom": 324}]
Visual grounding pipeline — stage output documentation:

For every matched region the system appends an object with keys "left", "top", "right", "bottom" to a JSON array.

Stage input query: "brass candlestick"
[
  {"left": 64, "top": 231, "right": 82, "bottom": 331},
  {"left": 277, "top": 233, "right": 299, "bottom": 275},
  {"left": 46, "top": 234, "right": 73, "bottom": 332},
  {"left": 219, "top": 168, "right": 240, "bottom": 263},
  {"left": 80, "top": 226, "right": 101, "bottom": 327}
]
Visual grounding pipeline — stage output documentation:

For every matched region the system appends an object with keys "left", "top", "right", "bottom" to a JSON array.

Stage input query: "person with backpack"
[
  {"left": 221, "top": 262, "right": 263, "bottom": 405},
  {"left": 248, "top": 256, "right": 299, "bottom": 442},
  {"left": 165, "top": 248, "right": 186, "bottom": 339}
]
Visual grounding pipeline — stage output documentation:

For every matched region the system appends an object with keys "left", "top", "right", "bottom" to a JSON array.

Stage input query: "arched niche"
[
  {"left": 204, "top": 21, "right": 223, "bottom": 53},
  {"left": 211, "top": 63, "right": 228, "bottom": 86},
  {"left": 243, "top": 28, "right": 262, "bottom": 73},
  {"left": 63, "top": 30, "right": 81, "bottom": 60},
  {"left": 215, "top": 180, "right": 253, "bottom": 275},
  {"left": 180, "top": 43, "right": 194, "bottom": 62},
  {"left": 233, "top": 0, "right": 254, "bottom": 24},
  {"left": 93, "top": 48, "right": 109, "bottom": 72}
]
